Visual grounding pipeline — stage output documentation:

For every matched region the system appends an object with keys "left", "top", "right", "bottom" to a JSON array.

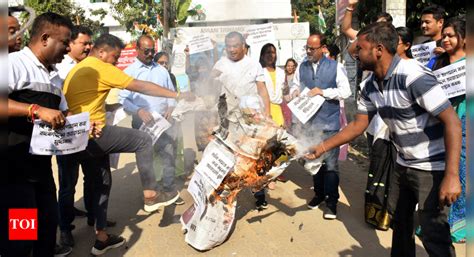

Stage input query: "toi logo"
[{"left": 9, "top": 209, "right": 38, "bottom": 240}]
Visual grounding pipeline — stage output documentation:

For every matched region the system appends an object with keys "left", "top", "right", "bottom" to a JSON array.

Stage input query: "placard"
[
  {"left": 433, "top": 60, "right": 466, "bottom": 98},
  {"left": 195, "top": 140, "right": 235, "bottom": 189},
  {"left": 411, "top": 41, "right": 436, "bottom": 65},
  {"left": 30, "top": 112, "right": 90, "bottom": 155},
  {"left": 244, "top": 23, "right": 275, "bottom": 46},
  {"left": 287, "top": 88, "right": 325, "bottom": 124},
  {"left": 139, "top": 112, "right": 172, "bottom": 145},
  {"left": 188, "top": 34, "right": 214, "bottom": 55}
]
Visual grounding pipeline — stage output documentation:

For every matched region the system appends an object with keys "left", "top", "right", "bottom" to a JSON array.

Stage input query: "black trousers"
[
  {"left": 388, "top": 164, "right": 456, "bottom": 257},
  {"left": 1, "top": 143, "right": 57, "bottom": 257}
]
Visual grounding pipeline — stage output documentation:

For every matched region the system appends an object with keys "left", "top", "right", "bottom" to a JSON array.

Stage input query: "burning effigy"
[{"left": 180, "top": 95, "right": 297, "bottom": 250}]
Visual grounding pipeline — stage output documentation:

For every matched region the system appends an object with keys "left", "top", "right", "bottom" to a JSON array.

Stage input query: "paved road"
[{"left": 52, "top": 149, "right": 466, "bottom": 257}]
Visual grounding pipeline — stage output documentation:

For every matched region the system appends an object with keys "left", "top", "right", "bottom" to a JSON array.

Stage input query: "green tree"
[
  {"left": 111, "top": 0, "right": 162, "bottom": 39},
  {"left": 23, "top": 0, "right": 106, "bottom": 38},
  {"left": 111, "top": 0, "right": 193, "bottom": 39}
]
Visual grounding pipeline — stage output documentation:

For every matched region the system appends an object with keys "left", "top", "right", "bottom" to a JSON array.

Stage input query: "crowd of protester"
[{"left": 2, "top": 1, "right": 466, "bottom": 256}]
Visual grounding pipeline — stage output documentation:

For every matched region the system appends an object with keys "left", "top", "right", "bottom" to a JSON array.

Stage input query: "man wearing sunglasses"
[
  {"left": 291, "top": 32, "right": 351, "bottom": 220},
  {"left": 119, "top": 35, "right": 183, "bottom": 207}
]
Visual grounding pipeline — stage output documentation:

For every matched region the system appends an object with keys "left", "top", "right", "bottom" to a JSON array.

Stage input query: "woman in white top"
[{"left": 259, "top": 43, "right": 285, "bottom": 126}]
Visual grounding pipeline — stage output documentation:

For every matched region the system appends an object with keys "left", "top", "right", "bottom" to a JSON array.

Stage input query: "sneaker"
[
  {"left": 91, "top": 234, "right": 125, "bottom": 255},
  {"left": 307, "top": 197, "right": 324, "bottom": 210},
  {"left": 60, "top": 230, "right": 74, "bottom": 247},
  {"left": 73, "top": 207, "right": 87, "bottom": 217},
  {"left": 87, "top": 218, "right": 117, "bottom": 227},
  {"left": 54, "top": 244, "right": 72, "bottom": 257},
  {"left": 144, "top": 191, "right": 180, "bottom": 212},
  {"left": 174, "top": 196, "right": 185, "bottom": 205},
  {"left": 255, "top": 199, "right": 268, "bottom": 210},
  {"left": 323, "top": 206, "right": 337, "bottom": 220},
  {"left": 276, "top": 175, "right": 288, "bottom": 183}
]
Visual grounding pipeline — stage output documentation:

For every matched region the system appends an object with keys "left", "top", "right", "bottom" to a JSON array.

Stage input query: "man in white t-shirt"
[
  {"left": 210, "top": 31, "right": 271, "bottom": 210},
  {"left": 211, "top": 31, "right": 270, "bottom": 122},
  {"left": 56, "top": 25, "right": 93, "bottom": 81}
]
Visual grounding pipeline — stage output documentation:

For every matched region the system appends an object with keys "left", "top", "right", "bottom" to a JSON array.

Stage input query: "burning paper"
[{"left": 181, "top": 95, "right": 297, "bottom": 250}]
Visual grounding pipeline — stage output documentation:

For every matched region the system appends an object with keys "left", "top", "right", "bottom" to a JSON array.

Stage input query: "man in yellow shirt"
[{"left": 62, "top": 34, "right": 193, "bottom": 255}]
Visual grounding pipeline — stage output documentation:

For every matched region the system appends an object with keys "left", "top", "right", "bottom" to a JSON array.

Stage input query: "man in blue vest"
[{"left": 292, "top": 32, "right": 351, "bottom": 219}]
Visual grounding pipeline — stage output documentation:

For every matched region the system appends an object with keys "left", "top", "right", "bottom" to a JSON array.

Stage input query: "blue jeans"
[
  {"left": 311, "top": 130, "right": 340, "bottom": 208},
  {"left": 132, "top": 116, "right": 177, "bottom": 192}
]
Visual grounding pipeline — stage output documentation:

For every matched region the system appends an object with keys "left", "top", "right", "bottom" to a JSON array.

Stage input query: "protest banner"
[
  {"left": 30, "top": 112, "right": 90, "bottom": 155},
  {"left": 288, "top": 88, "right": 325, "bottom": 124},
  {"left": 188, "top": 34, "right": 214, "bottom": 55},
  {"left": 433, "top": 60, "right": 466, "bottom": 98},
  {"left": 139, "top": 112, "right": 172, "bottom": 145},
  {"left": 195, "top": 140, "right": 235, "bottom": 189},
  {"left": 243, "top": 23, "right": 275, "bottom": 46},
  {"left": 411, "top": 41, "right": 436, "bottom": 65}
]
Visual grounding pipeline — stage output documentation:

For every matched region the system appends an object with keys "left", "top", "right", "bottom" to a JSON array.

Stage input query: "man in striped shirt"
[{"left": 305, "top": 22, "right": 461, "bottom": 257}]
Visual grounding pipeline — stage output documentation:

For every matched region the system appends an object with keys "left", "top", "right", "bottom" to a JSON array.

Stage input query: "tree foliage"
[
  {"left": 111, "top": 0, "right": 162, "bottom": 38},
  {"left": 23, "top": 0, "right": 106, "bottom": 38},
  {"left": 111, "top": 0, "right": 194, "bottom": 39}
]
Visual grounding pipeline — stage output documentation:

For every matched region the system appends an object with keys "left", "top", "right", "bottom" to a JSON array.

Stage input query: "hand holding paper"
[
  {"left": 307, "top": 87, "right": 323, "bottom": 97},
  {"left": 138, "top": 108, "right": 155, "bottom": 125},
  {"left": 304, "top": 144, "right": 325, "bottom": 160},
  {"left": 37, "top": 106, "right": 66, "bottom": 129}
]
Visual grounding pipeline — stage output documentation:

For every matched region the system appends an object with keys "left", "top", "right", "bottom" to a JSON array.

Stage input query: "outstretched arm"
[
  {"left": 340, "top": 0, "right": 359, "bottom": 40},
  {"left": 305, "top": 113, "right": 369, "bottom": 159}
]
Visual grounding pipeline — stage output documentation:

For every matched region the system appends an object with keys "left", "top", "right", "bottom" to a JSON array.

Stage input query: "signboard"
[
  {"left": 411, "top": 41, "right": 436, "bottom": 66},
  {"left": 116, "top": 46, "right": 137, "bottom": 70},
  {"left": 433, "top": 60, "right": 466, "bottom": 98},
  {"left": 170, "top": 22, "right": 310, "bottom": 73},
  {"left": 287, "top": 88, "right": 325, "bottom": 124},
  {"left": 30, "top": 112, "right": 90, "bottom": 155},
  {"left": 139, "top": 112, "right": 172, "bottom": 145}
]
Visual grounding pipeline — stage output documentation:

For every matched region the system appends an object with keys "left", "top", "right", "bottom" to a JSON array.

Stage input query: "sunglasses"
[{"left": 140, "top": 47, "right": 156, "bottom": 55}]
